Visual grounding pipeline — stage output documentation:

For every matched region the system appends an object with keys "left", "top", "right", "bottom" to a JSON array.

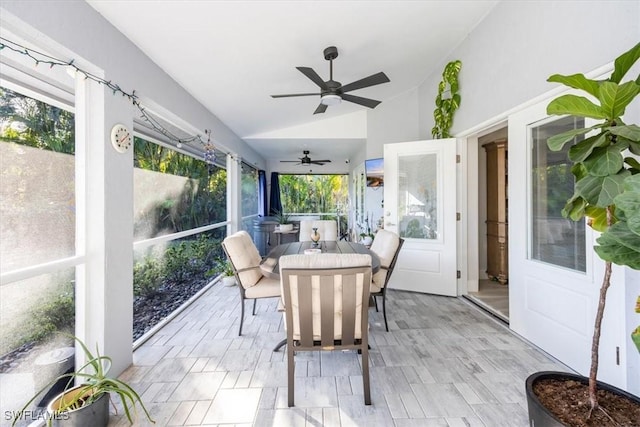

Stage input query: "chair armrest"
[{"left": 235, "top": 265, "right": 259, "bottom": 273}]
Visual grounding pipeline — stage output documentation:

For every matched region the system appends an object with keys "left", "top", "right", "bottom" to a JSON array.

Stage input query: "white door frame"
[{"left": 454, "top": 60, "right": 629, "bottom": 389}]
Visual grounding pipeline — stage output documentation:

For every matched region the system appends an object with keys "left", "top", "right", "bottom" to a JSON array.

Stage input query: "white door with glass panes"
[
  {"left": 509, "top": 102, "right": 603, "bottom": 376},
  {"left": 383, "top": 139, "right": 457, "bottom": 296}
]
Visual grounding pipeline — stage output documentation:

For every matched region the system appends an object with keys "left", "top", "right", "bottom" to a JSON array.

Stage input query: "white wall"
[
  {"left": 364, "top": 88, "right": 421, "bottom": 222},
  {"left": 367, "top": 88, "right": 420, "bottom": 157},
  {"left": 417, "top": 0, "right": 640, "bottom": 137}
]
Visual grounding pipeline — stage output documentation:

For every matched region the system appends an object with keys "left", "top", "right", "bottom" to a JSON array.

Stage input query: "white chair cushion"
[
  {"left": 369, "top": 229, "right": 400, "bottom": 288},
  {"left": 223, "top": 230, "right": 263, "bottom": 289},
  {"left": 299, "top": 220, "right": 338, "bottom": 242},
  {"left": 279, "top": 253, "right": 371, "bottom": 340},
  {"left": 244, "top": 276, "right": 281, "bottom": 298}
]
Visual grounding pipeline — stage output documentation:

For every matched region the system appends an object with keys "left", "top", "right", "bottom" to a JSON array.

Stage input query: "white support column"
[
  {"left": 75, "top": 75, "right": 134, "bottom": 376},
  {"left": 227, "top": 154, "right": 241, "bottom": 235}
]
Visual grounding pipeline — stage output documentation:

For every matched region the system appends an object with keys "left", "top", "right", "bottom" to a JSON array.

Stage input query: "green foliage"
[
  {"left": 594, "top": 174, "right": 640, "bottom": 269},
  {"left": 22, "top": 281, "right": 75, "bottom": 346},
  {"left": 274, "top": 210, "right": 291, "bottom": 224},
  {"left": 546, "top": 42, "right": 640, "bottom": 269},
  {"left": 432, "top": 60, "right": 462, "bottom": 139},
  {"left": 209, "top": 258, "right": 234, "bottom": 277},
  {"left": 12, "top": 336, "right": 154, "bottom": 426},
  {"left": 0, "top": 87, "right": 75, "bottom": 154},
  {"left": 241, "top": 165, "right": 259, "bottom": 217},
  {"left": 134, "top": 137, "right": 227, "bottom": 238},
  {"left": 133, "top": 256, "right": 163, "bottom": 297},
  {"left": 403, "top": 218, "right": 427, "bottom": 239},
  {"left": 279, "top": 175, "right": 348, "bottom": 215},
  {"left": 133, "top": 234, "right": 223, "bottom": 297}
]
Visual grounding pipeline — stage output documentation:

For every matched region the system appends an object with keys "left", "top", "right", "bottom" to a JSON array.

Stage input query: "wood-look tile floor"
[
  {"left": 467, "top": 280, "right": 509, "bottom": 322},
  {"left": 109, "top": 282, "right": 567, "bottom": 426}
]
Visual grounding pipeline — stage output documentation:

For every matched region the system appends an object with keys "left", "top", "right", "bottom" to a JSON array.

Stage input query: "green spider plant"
[{"left": 12, "top": 336, "right": 154, "bottom": 426}]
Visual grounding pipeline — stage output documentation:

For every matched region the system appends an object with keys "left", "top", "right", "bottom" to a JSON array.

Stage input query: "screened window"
[
  {"left": 132, "top": 136, "right": 227, "bottom": 340},
  {"left": 0, "top": 87, "right": 75, "bottom": 273},
  {"left": 133, "top": 136, "right": 227, "bottom": 239},
  {"left": 241, "top": 162, "right": 259, "bottom": 217},
  {"left": 530, "top": 116, "right": 586, "bottom": 272},
  {"left": 279, "top": 174, "right": 348, "bottom": 215},
  {"left": 0, "top": 86, "right": 76, "bottom": 380}
]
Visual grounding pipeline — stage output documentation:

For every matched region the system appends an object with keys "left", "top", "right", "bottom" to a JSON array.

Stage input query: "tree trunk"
[{"left": 588, "top": 206, "right": 614, "bottom": 415}]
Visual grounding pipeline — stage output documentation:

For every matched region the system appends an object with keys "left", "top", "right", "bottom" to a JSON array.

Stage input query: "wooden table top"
[{"left": 260, "top": 241, "right": 381, "bottom": 279}]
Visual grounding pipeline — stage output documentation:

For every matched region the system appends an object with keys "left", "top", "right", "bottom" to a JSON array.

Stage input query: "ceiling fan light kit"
[
  {"left": 320, "top": 94, "right": 341, "bottom": 106},
  {"left": 271, "top": 46, "right": 390, "bottom": 114}
]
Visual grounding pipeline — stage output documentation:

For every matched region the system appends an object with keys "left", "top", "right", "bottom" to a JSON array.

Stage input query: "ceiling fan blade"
[
  {"left": 296, "top": 67, "right": 328, "bottom": 90},
  {"left": 271, "top": 93, "right": 320, "bottom": 98},
  {"left": 341, "top": 93, "right": 381, "bottom": 109},
  {"left": 280, "top": 160, "right": 301, "bottom": 162},
  {"left": 313, "top": 103, "right": 328, "bottom": 114},
  {"left": 340, "top": 72, "right": 390, "bottom": 93}
]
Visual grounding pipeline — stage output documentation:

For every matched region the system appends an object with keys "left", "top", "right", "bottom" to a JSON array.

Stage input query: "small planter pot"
[
  {"left": 360, "top": 236, "right": 373, "bottom": 246},
  {"left": 221, "top": 275, "right": 236, "bottom": 286},
  {"left": 46, "top": 386, "right": 109, "bottom": 427},
  {"left": 525, "top": 371, "right": 640, "bottom": 427},
  {"left": 279, "top": 223, "right": 294, "bottom": 232}
]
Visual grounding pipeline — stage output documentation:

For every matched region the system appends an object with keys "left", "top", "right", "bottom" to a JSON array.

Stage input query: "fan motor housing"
[{"left": 323, "top": 46, "right": 338, "bottom": 61}]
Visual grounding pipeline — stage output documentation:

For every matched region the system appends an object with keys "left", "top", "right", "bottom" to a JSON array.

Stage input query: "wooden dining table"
[{"left": 259, "top": 240, "right": 380, "bottom": 279}]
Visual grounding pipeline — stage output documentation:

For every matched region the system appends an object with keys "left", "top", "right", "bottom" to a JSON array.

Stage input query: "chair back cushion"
[
  {"left": 279, "top": 253, "right": 371, "bottom": 344},
  {"left": 222, "top": 230, "right": 263, "bottom": 289},
  {"left": 370, "top": 229, "right": 400, "bottom": 287},
  {"left": 298, "top": 220, "right": 338, "bottom": 242}
]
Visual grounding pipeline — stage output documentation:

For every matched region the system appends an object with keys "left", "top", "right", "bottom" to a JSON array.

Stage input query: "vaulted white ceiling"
[{"left": 87, "top": 0, "right": 498, "bottom": 163}]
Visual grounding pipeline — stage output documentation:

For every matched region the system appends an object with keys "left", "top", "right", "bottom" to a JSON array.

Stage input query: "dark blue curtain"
[
  {"left": 258, "top": 170, "right": 267, "bottom": 217},
  {"left": 269, "top": 172, "right": 282, "bottom": 216}
]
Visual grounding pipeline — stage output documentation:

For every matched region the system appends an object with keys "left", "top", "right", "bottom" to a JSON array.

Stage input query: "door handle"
[{"left": 386, "top": 222, "right": 396, "bottom": 226}]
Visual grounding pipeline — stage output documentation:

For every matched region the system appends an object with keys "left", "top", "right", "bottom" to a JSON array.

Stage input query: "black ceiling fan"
[
  {"left": 280, "top": 150, "right": 331, "bottom": 166},
  {"left": 271, "top": 46, "right": 390, "bottom": 114}
]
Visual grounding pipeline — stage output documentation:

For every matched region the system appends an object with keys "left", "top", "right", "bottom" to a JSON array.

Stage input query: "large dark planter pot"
[
  {"left": 525, "top": 371, "right": 640, "bottom": 427},
  {"left": 46, "top": 386, "right": 109, "bottom": 427}
]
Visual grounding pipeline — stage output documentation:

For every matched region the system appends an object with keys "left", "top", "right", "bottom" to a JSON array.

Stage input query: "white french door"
[
  {"left": 508, "top": 101, "right": 605, "bottom": 377},
  {"left": 383, "top": 139, "right": 457, "bottom": 296}
]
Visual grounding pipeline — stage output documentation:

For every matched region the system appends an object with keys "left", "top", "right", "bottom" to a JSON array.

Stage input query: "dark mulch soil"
[
  {"left": 133, "top": 276, "right": 211, "bottom": 341},
  {"left": 0, "top": 276, "right": 213, "bottom": 373},
  {"left": 534, "top": 378, "right": 640, "bottom": 426}
]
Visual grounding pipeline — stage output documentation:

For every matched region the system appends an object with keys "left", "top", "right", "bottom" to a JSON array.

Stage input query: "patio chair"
[
  {"left": 222, "top": 230, "right": 281, "bottom": 336},
  {"left": 279, "top": 253, "right": 372, "bottom": 407},
  {"left": 369, "top": 230, "right": 404, "bottom": 332},
  {"left": 298, "top": 220, "right": 338, "bottom": 242}
]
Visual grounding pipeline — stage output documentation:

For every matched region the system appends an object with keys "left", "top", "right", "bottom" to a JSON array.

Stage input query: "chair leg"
[
  {"left": 373, "top": 295, "right": 379, "bottom": 312},
  {"left": 238, "top": 298, "right": 245, "bottom": 336},
  {"left": 252, "top": 299, "right": 257, "bottom": 316},
  {"left": 273, "top": 339, "right": 287, "bottom": 352},
  {"left": 362, "top": 344, "right": 371, "bottom": 405},
  {"left": 382, "top": 293, "right": 389, "bottom": 332},
  {"left": 287, "top": 342, "right": 295, "bottom": 407}
]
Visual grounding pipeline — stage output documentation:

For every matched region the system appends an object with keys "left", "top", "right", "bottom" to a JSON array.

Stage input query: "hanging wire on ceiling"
[{"left": 0, "top": 36, "right": 222, "bottom": 158}]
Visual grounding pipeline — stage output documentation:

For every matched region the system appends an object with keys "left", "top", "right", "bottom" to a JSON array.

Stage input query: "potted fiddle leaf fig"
[
  {"left": 12, "top": 336, "right": 154, "bottom": 426},
  {"left": 525, "top": 42, "right": 640, "bottom": 426}
]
